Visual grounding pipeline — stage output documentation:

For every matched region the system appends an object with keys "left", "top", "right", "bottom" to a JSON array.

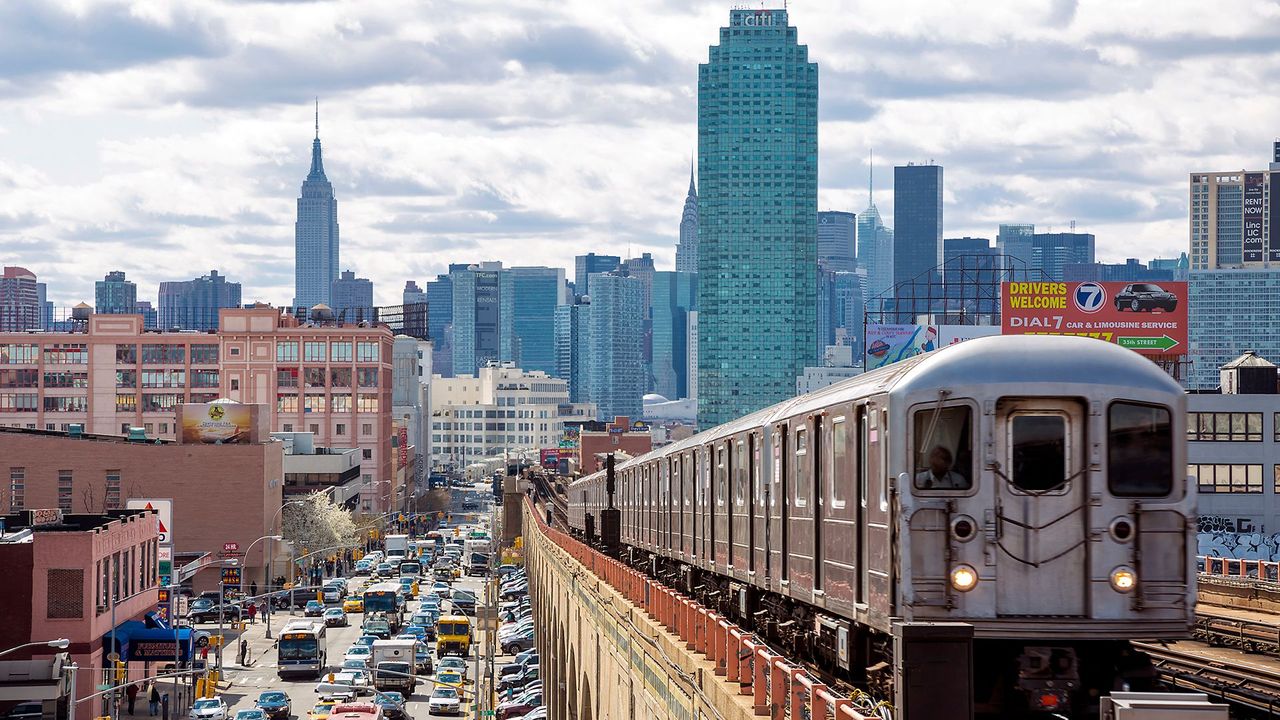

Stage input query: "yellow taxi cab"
[
  {"left": 343, "top": 596, "right": 364, "bottom": 613},
  {"left": 309, "top": 700, "right": 336, "bottom": 720}
]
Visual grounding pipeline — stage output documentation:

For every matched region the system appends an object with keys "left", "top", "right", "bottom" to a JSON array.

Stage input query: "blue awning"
[{"left": 104, "top": 620, "right": 193, "bottom": 663}]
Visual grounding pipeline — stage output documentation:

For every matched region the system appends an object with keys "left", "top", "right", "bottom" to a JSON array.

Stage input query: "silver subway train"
[{"left": 567, "top": 335, "right": 1194, "bottom": 715}]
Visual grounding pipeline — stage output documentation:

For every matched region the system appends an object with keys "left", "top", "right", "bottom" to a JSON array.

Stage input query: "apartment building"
[{"left": 0, "top": 306, "right": 395, "bottom": 512}]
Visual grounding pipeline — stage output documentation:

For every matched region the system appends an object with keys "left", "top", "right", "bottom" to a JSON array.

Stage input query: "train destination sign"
[{"left": 1001, "top": 281, "right": 1187, "bottom": 356}]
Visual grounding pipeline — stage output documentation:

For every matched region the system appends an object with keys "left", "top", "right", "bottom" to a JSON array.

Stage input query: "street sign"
[
  {"left": 126, "top": 498, "right": 172, "bottom": 543},
  {"left": 223, "top": 542, "right": 239, "bottom": 553},
  {"left": 106, "top": 652, "right": 120, "bottom": 663}
]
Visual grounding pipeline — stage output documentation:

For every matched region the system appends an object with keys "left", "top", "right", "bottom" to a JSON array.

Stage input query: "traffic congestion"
[{"left": 178, "top": 488, "right": 540, "bottom": 720}]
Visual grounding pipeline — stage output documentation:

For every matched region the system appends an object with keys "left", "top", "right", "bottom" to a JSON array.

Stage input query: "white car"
[
  {"left": 436, "top": 656, "right": 468, "bottom": 681},
  {"left": 343, "top": 645, "right": 373, "bottom": 665},
  {"left": 313, "top": 670, "right": 371, "bottom": 699},
  {"left": 189, "top": 698, "right": 228, "bottom": 720},
  {"left": 428, "top": 686, "right": 462, "bottom": 716}
]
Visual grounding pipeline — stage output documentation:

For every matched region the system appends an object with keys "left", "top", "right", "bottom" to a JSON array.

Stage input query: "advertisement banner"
[
  {"left": 539, "top": 449, "right": 559, "bottom": 467},
  {"left": 864, "top": 324, "right": 1000, "bottom": 369},
  {"left": 126, "top": 499, "right": 172, "bottom": 544},
  {"left": 1001, "top": 281, "right": 1187, "bottom": 355},
  {"left": 398, "top": 425, "right": 409, "bottom": 468},
  {"left": 180, "top": 402, "right": 252, "bottom": 444},
  {"left": 1244, "top": 173, "right": 1265, "bottom": 262},
  {"left": 1270, "top": 172, "right": 1280, "bottom": 262}
]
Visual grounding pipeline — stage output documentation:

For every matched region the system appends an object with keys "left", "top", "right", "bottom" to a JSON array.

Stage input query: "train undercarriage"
[{"left": 620, "top": 545, "right": 1159, "bottom": 719}]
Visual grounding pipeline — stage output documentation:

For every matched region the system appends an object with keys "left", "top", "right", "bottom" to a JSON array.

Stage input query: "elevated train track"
[{"left": 1135, "top": 640, "right": 1280, "bottom": 717}]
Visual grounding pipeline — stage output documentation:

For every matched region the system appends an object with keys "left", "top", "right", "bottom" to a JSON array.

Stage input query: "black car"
[
  {"left": 188, "top": 603, "right": 242, "bottom": 623},
  {"left": 1114, "top": 283, "right": 1178, "bottom": 312},
  {"left": 1, "top": 702, "right": 43, "bottom": 720},
  {"left": 254, "top": 691, "right": 290, "bottom": 720},
  {"left": 374, "top": 692, "right": 407, "bottom": 720}
]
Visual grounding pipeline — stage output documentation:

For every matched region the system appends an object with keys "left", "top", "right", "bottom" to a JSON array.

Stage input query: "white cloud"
[{"left": 0, "top": 0, "right": 1276, "bottom": 306}]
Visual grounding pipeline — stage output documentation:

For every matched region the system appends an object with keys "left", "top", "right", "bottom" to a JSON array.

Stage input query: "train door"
[
  {"left": 681, "top": 452, "right": 693, "bottom": 558},
  {"left": 731, "top": 435, "right": 750, "bottom": 578},
  {"left": 994, "top": 399, "right": 1087, "bottom": 616},
  {"left": 813, "top": 415, "right": 825, "bottom": 593},
  {"left": 749, "top": 431, "right": 762, "bottom": 577}
]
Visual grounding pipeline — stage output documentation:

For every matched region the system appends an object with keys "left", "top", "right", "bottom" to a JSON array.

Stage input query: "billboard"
[
  {"left": 865, "top": 324, "right": 1000, "bottom": 369},
  {"left": 1270, "top": 171, "right": 1280, "bottom": 262},
  {"left": 1001, "top": 281, "right": 1187, "bottom": 355},
  {"left": 1244, "top": 173, "right": 1265, "bottom": 262},
  {"left": 126, "top": 498, "right": 172, "bottom": 544},
  {"left": 179, "top": 402, "right": 252, "bottom": 444}
]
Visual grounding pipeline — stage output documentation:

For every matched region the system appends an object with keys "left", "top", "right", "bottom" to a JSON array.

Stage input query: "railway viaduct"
[{"left": 524, "top": 501, "right": 759, "bottom": 720}]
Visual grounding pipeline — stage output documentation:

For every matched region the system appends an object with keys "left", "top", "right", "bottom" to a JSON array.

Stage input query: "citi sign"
[{"left": 735, "top": 11, "right": 780, "bottom": 26}]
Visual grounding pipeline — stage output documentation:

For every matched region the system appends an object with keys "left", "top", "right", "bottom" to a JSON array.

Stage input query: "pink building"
[
  {"left": 0, "top": 266, "right": 40, "bottom": 332},
  {"left": 0, "top": 306, "right": 395, "bottom": 512},
  {"left": 0, "top": 508, "right": 160, "bottom": 720}
]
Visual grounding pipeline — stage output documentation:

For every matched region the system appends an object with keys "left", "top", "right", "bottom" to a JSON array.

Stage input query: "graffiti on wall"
[
  {"left": 1198, "top": 515, "right": 1261, "bottom": 535},
  {"left": 1197, "top": 514, "right": 1280, "bottom": 560}
]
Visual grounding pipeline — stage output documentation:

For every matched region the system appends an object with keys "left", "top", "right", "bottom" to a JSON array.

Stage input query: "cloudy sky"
[{"left": 2, "top": 0, "right": 1278, "bottom": 307}]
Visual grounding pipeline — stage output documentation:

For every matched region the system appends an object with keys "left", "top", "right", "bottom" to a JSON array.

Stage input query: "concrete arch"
[
  {"left": 567, "top": 651, "right": 579, "bottom": 720},
  {"left": 579, "top": 672, "right": 594, "bottom": 720}
]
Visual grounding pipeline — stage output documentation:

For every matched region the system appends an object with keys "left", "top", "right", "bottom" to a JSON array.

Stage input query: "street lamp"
[{"left": 0, "top": 639, "right": 70, "bottom": 659}]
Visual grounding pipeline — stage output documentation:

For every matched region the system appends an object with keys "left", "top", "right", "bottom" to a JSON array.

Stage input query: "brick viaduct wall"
[{"left": 524, "top": 502, "right": 757, "bottom": 720}]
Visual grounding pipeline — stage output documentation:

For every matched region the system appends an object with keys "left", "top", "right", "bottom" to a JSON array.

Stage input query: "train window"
[
  {"left": 794, "top": 427, "right": 808, "bottom": 507},
  {"left": 735, "top": 440, "right": 747, "bottom": 506},
  {"left": 912, "top": 406, "right": 973, "bottom": 491},
  {"left": 1010, "top": 415, "right": 1066, "bottom": 492},
  {"left": 771, "top": 430, "right": 781, "bottom": 510},
  {"left": 716, "top": 446, "right": 727, "bottom": 507},
  {"left": 1109, "top": 402, "right": 1173, "bottom": 497},
  {"left": 831, "top": 416, "right": 848, "bottom": 509}
]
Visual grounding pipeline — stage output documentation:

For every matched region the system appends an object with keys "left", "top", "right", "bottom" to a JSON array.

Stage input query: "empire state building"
[{"left": 294, "top": 107, "right": 340, "bottom": 308}]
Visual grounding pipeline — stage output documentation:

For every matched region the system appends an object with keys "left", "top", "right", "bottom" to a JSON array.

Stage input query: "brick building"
[
  {"left": 0, "top": 508, "right": 159, "bottom": 720},
  {"left": 577, "top": 416, "right": 653, "bottom": 474},
  {"left": 0, "top": 426, "right": 283, "bottom": 589},
  {"left": 0, "top": 305, "right": 395, "bottom": 512}
]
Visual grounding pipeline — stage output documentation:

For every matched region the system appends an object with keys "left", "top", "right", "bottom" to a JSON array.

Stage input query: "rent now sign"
[{"left": 1001, "top": 281, "right": 1188, "bottom": 355}]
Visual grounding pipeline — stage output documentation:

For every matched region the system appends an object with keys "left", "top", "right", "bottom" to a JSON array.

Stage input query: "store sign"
[
  {"left": 126, "top": 499, "right": 172, "bottom": 543},
  {"left": 221, "top": 567, "right": 242, "bottom": 587},
  {"left": 1001, "top": 281, "right": 1187, "bottom": 355},
  {"left": 398, "top": 425, "right": 409, "bottom": 467}
]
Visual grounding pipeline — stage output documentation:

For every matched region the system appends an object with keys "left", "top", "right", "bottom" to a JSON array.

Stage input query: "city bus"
[
  {"left": 362, "top": 582, "right": 404, "bottom": 632},
  {"left": 277, "top": 620, "right": 328, "bottom": 678}
]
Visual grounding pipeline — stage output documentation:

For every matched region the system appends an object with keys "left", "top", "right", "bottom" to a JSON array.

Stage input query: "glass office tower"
[{"left": 697, "top": 7, "right": 818, "bottom": 428}]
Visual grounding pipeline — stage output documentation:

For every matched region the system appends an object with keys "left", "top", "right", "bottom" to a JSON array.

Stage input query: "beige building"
[
  {"left": 1189, "top": 141, "right": 1280, "bottom": 270},
  {"left": 430, "top": 362, "right": 592, "bottom": 467}
]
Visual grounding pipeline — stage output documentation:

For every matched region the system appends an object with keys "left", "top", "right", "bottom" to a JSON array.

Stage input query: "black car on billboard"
[{"left": 1114, "top": 283, "right": 1178, "bottom": 312}]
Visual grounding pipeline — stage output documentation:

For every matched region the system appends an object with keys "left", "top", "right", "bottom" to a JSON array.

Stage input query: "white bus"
[{"left": 277, "top": 620, "right": 328, "bottom": 678}]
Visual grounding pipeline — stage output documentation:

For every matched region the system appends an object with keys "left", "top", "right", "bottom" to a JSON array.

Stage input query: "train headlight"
[
  {"left": 1110, "top": 566, "right": 1137, "bottom": 593},
  {"left": 950, "top": 564, "right": 978, "bottom": 592},
  {"left": 1108, "top": 517, "right": 1134, "bottom": 543}
]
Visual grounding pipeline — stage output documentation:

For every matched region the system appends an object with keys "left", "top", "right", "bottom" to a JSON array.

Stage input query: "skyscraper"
[
  {"left": 817, "top": 211, "right": 857, "bottom": 272},
  {"left": 510, "top": 266, "right": 567, "bottom": 376},
  {"left": 402, "top": 281, "right": 426, "bottom": 307},
  {"left": 587, "top": 272, "right": 645, "bottom": 421},
  {"left": 95, "top": 271, "right": 137, "bottom": 315},
  {"left": 997, "top": 223, "right": 1035, "bottom": 269},
  {"left": 1031, "top": 232, "right": 1095, "bottom": 280},
  {"left": 294, "top": 106, "right": 340, "bottom": 309},
  {"left": 0, "top": 266, "right": 39, "bottom": 332},
  {"left": 1190, "top": 141, "right": 1280, "bottom": 270},
  {"left": 856, "top": 203, "right": 894, "bottom": 311},
  {"left": 892, "top": 163, "right": 943, "bottom": 288},
  {"left": 426, "top": 272, "right": 455, "bottom": 377},
  {"left": 574, "top": 253, "right": 619, "bottom": 298},
  {"left": 697, "top": 7, "right": 818, "bottom": 427},
  {"left": 331, "top": 270, "right": 374, "bottom": 320},
  {"left": 651, "top": 271, "right": 697, "bottom": 399},
  {"left": 676, "top": 164, "right": 699, "bottom": 274},
  {"left": 554, "top": 298, "right": 592, "bottom": 403},
  {"left": 158, "top": 270, "right": 242, "bottom": 331},
  {"left": 450, "top": 262, "right": 514, "bottom": 375}
]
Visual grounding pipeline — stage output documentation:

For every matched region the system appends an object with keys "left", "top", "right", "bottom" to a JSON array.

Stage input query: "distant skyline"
[{"left": 1, "top": 0, "right": 1278, "bottom": 306}]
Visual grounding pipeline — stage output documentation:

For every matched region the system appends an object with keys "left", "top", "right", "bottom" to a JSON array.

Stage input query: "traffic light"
[{"left": 114, "top": 661, "right": 126, "bottom": 681}]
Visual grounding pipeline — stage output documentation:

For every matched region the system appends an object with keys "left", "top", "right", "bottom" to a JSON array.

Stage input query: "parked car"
[
  {"left": 189, "top": 698, "right": 229, "bottom": 720},
  {"left": 496, "top": 689, "right": 542, "bottom": 720},
  {"left": 0, "top": 703, "right": 43, "bottom": 720},
  {"left": 500, "top": 631, "right": 535, "bottom": 655},
  {"left": 497, "top": 666, "right": 539, "bottom": 694},
  {"left": 188, "top": 603, "right": 242, "bottom": 623},
  {"left": 254, "top": 692, "right": 291, "bottom": 720},
  {"left": 1114, "top": 283, "right": 1179, "bottom": 312}
]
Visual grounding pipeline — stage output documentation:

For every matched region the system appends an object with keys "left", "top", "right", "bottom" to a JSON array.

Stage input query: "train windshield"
[
  {"left": 913, "top": 406, "right": 973, "bottom": 490},
  {"left": 1010, "top": 415, "right": 1066, "bottom": 492},
  {"left": 1108, "top": 402, "right": 1173, "bottom": 496}
]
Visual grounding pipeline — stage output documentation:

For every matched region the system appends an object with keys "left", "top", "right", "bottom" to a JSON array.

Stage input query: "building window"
[
  {"left": 330, "top": 342, "right": 353, "bottom": 362},
  {"left": 276, "top": 341, "right": 299, "bottom": 362},
  {"left": 44, "top": 396, "right": 88, "bottom": 412},
  {"left": 44, "top": 343, "right": 88, "bottom": 364},
  {"left": 0, "top": 369, "right": 37, "bottom": 388},
  {"left": 47, "top": 569, "right": 84, "bottom": 619},
  {"left": 230, "top": 378, "right": 239, "bottom": 391},
  {"left": 304, "top": 368, "right": 326, "bottom": 387},
  {"left": 336, "top": 423, "right": 346, "bottom": 436},
  {"left": 362, "top": 423, "right": 372, "bottom": 436},
  {"left": 1187, "top": 412, "right": 1262, "bottom": 441},
  {"left": 277, "top": 395, "right": 299, "bottom": 413},
  {"left": 141, "top": 394, "right": 180, "bottom": 412},
  {"left": 304, "top": 395, "right": 326, "bottom": 413},
  {"left": 190, "top": 344, "right": 219, "bottom": 364},
  {"left": 277, "top": 368, "right": 299, "bottom": 388},
  {"left": 309, "top": 424, "right": 319, "bottom": 434},
  {"left": 0, "top": 393, "right": 38, "bottom": 412},
  {"left": 357, "top": 394, "right": 379, "bottom": 412},
  {"left": 116, "top": 394, "right": 137, "bottom": 412},
  {"left": 189, "top": 393, "right": 218, "bottom": 403},
  {"left": 0, "top": 344, "right": 38, "bottom": 364},
  {"left": 362, "top": 449, "right": 372, "bottom": 460},
  {"left": 1192, "top": 463, "right": 1263, "bottom": 493},
  {"left": 43, "top": 371, "right": 88, "bottom": 388},
  {"left": 141, "top": 370, "right": 185, "bottom": 388},
  {"left": 159, "top": 422, "right": 168, "bottom": 434},
  {"left": 331, "top": 394, "right": 351, "bottom": 412},
  {"left": 330, "top": 368, "right": 352, "bottom": 388},
  {"left": 120, "top": 423, "right": 130, "bottom": 434},
  {"left": 357, "top": 368, "right": 378, "bottom": 387},
  {"left": 115, "top": 344, "right": 137, "bottom": 364},
  {"left": 9, "top": 467, "right": 24, "bottom": 511},
  {"left": 116, "top": 370, "right": 137, "bottom": 388},
  {"left": 105, "top": 471, "right": 121, "bottom": 509},
  {"left": 282, "top": 423, "right": 293, "bottom": 432},
  {"left": 191, "top": 370, "right": 219, "bottom": 388},
  {"left": 141, "top": 344, "right": 184, "bottom": 364},
  {"left": 57, "top": 470, "right": 73, "bottom": 510},
  {"left": 357, "top": 342, "right": 379, "bottom": 362},
  {"left": 304, "top": 341, "right": 326, "bottom": 362}
]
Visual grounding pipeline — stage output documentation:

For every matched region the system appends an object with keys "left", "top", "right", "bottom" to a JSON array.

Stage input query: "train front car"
[{"left": 893, "top": 335, "right": 1194, "bottom": 715}]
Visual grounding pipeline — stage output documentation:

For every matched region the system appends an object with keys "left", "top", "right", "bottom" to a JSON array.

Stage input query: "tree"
[{"left": 281, "top": 491, "right": 358, "bottom": 559}]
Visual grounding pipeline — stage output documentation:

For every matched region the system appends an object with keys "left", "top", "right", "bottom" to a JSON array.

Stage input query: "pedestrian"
[
  {"left": 250, "top": 580, "right": 258, "bottom": 597},
  {"left": 239, "top": 638, "right": 249, "bottom": 666},
  {"left": 247, "top": 602, "right": 257, "bottom": 624},
  {"left": 148, "top": 683, "right": 160, "bottom": 716},
  {"left": 126, "top": 683, "right": 138, "bottom": 715}
]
